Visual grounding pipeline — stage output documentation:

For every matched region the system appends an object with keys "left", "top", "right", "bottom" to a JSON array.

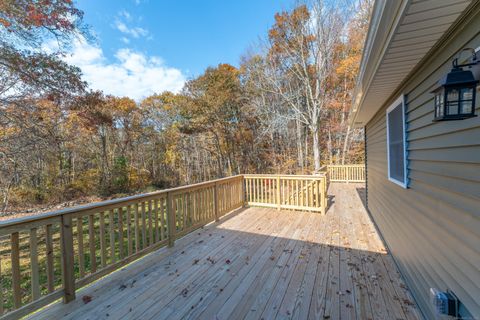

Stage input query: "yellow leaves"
[
  {"left": 336, "top": 54, "right": 361, "bottom": 77},
  {"left": 0, "top": 126, "right": 20, "bottom": 138}
]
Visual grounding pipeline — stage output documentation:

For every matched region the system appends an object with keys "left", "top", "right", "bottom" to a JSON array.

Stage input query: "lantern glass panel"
[
  {"left": 446, "top": 88, "right": 459, "bottom": 115},
  {"left": 460, "top": 87, "right": 473, "bottom": 114},
  {"left": 438, "top": 93, "right": 444, "bottom": 117},
  {"left": 461, "top": 87, "right": 473, "bottom": 100},
  {"left": 460, "top": 100, "right": 472, "bottom": 114},
  {"left": 447, "top": 88, "right": 459, "bottom": 101}
]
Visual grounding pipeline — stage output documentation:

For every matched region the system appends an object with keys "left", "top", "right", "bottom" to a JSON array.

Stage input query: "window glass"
[{"left": 387, "top": 97, "right": 407, "bottom": 187}]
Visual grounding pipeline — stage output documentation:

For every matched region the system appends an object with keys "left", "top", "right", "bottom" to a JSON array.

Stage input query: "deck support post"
[
  {"left": 241, "top": 175, "right": 246, "bottom": 207},
  {"left": 167, "top": 191, "right": 176, "bottom": 247},
  {"left": 214, "top": 182, "right": 219, "bottom": 222},
  {"left": 320, "top": 177, "right": 326, "bottom": 215},
  {"left": 60, "top": 215, "right": 76, "bottom": 303},
  {"left": 276, "top": 175, "right": 281, "bottom": 211}
]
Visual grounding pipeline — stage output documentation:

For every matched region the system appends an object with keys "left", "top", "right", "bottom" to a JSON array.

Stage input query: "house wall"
[{"left": 365, "top": 4, "right": 480, "bottom": 319}]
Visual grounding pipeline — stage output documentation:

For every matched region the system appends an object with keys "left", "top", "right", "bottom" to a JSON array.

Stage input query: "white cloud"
[
  {"left": 118, "top": 10, "right": 132, "bottom": 22},
  {"left": 58, "top": 38, "right": 185, "bottom": 100},
  {"left": 114, "top": 20, "right": 148, "bottom": 38}
]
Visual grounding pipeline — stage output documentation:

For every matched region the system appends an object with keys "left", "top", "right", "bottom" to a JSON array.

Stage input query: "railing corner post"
[
  {"left": 241, "top": 175, "right": 246, "bottom": 207},
  {"left": 321, "top": 177, "right": 327, "bottom": 215},
  {"left": 167, "top": 191, "right": 176, "bottom": 247},
  {"left": 60, "top": 214, "right": 76, "bottom": 303},
  {"left": 214, "top": 181, "right": 219, "bottom": 222},
  {"left": 276, "top": 175, "right": 281, "bottom": 211}
]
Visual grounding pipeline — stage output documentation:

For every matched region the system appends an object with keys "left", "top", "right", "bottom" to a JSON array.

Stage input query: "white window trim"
[{"left": 386, "top": 95, "right": 408, "bottom": 188}]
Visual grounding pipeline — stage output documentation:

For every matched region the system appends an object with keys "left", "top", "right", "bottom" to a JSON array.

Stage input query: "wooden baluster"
[
  {"left": 309, "top": 180, "right": 315, "bottom": 208},
  {"left": 167, "top": 192, "right": 175, "bottom": 247},
  {"left": 214, "top": 182, "right": 219, "bottom": 222},
  {"left": 183, "top": 194, "right": 188, "bottom": 228},
  {"left": 192, "top": 192, "right": 196, "bottom": 224},
  {"left": 88, "top": 214, "right": 96, "bottom": 273},
  {"left": 76, "top": 218, "right": 85, "bottom": 278},
  {"left": 295, "top": 180, "right": 299, "bottom": 207},
  {"left": 200, "top": 190, "right": 207, "bottom": 220},
  {"left": 259, "top": 179, "right": 262, "bottom": 203},
  {"left": 160, "top": 198, "right": 165, "bottom": 240},
  {"left": 204, "top": 189, "right": 208, "bottom": 220},
  {"left": 257, "top": 179, "right": 260, "bottom": 203},
  {"left": 227, "top": 183, "right": 231, "bottom": 210},
  {"left": 242, "top": 177, "right": 246, "bottom": 207},
  {"left": 118, "top": 208, "right": 124, "bottom": 259},
  {"left": 321, "top": 177, "right": 326, "bottom": 215},
  {"left": 11, "top": 232, "right": 21, "bottom": 309},
  {"left": 197, "top": 189, "right": 203, "bottom": 221},
  {"left": 0, "top": 255, "right": 2, "bottom": 315},
  {"left": 45, "top": 224, "right": 54, "bottom": 293},
  {"left": 109, "top": 210, "right": 116, "bottom": 263},
  {"left": 99, "top": 212, "right": 106, "bottom": 267},
  {"left": 154, "top": 199, "right": 159, "bottom": 243},
  {"left": 134, "top": 204, "right": 140, "bottom": 252},
  {"left": 174, "top": 197, "right": 180, "bottom": 230},
  {"left": 266, "top": 179, "right": 270, "bottom": 204},
  {"left": 126, "top": 205, "right": 132, "bottom": 256},
  {"left": 263, "top": 179, "right": 266, "bottom": 203},
  {"left": 148, "top": 201, "right": 153, "bottom": 246},
  {"left": 141, "top": 202, "right": 147, "bottom": 249},
  {"left": 60, "top": 215, "right": 75, "bottom": 303},
  {"left": 276, "top": 176, "right": 281, "bottom": 210},
  {"left": 30, "top": 228, "right": 40, "bottom": 301},
  {"left": 300, "top": 180, "right": 304, "bottom": 208},
  {"left": 305, "top": 180, "right": 309, "bottom": 208}
]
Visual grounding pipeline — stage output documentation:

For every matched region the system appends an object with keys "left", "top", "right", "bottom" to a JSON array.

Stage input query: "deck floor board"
[{"left": 29, "top": 184, "right": 421, "bottom": 320}]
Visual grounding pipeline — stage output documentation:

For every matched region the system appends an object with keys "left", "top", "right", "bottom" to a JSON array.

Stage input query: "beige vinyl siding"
[{"left": 365, "top": 4, "right": 480, "bottom": 319}]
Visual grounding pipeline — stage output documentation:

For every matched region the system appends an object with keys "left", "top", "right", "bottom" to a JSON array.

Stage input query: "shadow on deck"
[{"left": 29, "top": 184, "right": 420, "bottom": 320}]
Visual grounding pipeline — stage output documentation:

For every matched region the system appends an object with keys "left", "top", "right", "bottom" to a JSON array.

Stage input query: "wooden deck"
[{"left": 29, "top": 184, "right": 421, "bottom": 320}]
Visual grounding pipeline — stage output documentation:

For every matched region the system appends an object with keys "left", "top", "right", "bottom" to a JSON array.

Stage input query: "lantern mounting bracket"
[{"left": 452, "top": 47, "right": 479, "bottom": 69}]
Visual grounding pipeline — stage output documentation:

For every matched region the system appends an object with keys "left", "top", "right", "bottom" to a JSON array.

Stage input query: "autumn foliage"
[{"left": 0, "top": 0, "right": 372, "bottom": 213}]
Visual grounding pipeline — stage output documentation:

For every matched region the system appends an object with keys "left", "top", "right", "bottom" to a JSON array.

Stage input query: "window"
[{"left": 386, "top": 95, "right": 408, "bottom": 188}]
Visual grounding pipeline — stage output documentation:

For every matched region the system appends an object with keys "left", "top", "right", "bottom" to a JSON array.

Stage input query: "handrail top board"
[{"left": 243, "top": 174, "right": 326, "bottom": 178}]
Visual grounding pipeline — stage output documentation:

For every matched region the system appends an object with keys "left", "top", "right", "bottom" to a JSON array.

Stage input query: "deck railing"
[
  {"left": 243, "top": 174, "right": 328, "bottom": 214},
  {"left": 327, "top": 164, "right": 365, "bottom": 182},
  {"left": 0, "top": 175, "right": 243, "bottom": 319},
  {"left": 0, "top": 168, "right": 361, "bottom": 319}
]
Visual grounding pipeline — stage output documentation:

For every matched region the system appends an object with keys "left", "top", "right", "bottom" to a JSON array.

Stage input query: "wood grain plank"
[
  {"left": 11, "top": 232, "right": 21, "bottom": 309},
  {"left": 76, "top": 218, "right": 85, "bottom": 278},
  {"left": 99, "top": 212, "right": 106, "bottom": 267},
  {"left": 88, "top": 214, "right": 96, "bottom": 273},
  {"left": 29, "top": 228, "right": 40, "bottom": 301},
  {"left": 45, "top": 224, "right": 55, "bottom": 293}
]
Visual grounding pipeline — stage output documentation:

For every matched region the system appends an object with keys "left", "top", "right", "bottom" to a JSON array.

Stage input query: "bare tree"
[{"left": 258, "top": 0, "right": 345, "bottom": 172}]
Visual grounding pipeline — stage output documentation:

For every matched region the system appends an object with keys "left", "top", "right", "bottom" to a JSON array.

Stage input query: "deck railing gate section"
[{"left": 0, "top": 165, "right": 363, "bottom": 319}]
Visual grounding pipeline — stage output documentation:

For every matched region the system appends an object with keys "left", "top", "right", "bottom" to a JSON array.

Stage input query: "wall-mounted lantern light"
[{"left": 432, "top": 48, "right": 479, "bottom": 121}]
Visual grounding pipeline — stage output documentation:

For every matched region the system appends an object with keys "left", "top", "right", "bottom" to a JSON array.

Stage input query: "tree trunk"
[
  {"left": 341, "top": 124, "right": 351, "bottom": 165},
  {"left": 296, "top": 118, "right": 304, "bottom": 171},
  {"left": 312, "top": 125, "right": 321, "bottom": 173},
  {"left": 327, "top": 127, "right": 333, "bottom": 164}
]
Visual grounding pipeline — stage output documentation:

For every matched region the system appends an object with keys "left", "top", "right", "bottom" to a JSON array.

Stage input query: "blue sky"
[{"left": 63, "top": 0, "right": 294, "bottom": 100}]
